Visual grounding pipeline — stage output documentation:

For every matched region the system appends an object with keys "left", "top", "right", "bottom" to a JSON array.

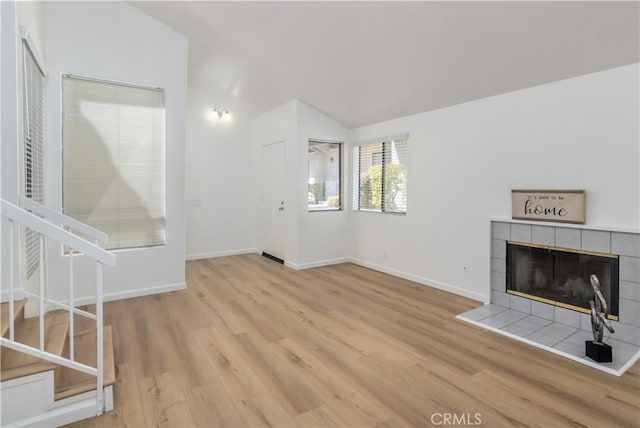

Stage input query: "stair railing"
[{"left": 1, "top": 198, "right": 115, "bottom": 415}]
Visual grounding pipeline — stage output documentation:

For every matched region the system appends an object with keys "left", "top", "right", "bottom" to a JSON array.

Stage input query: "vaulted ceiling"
[{"left": 131, "top": 1, "right": 639, "bottom": 128}]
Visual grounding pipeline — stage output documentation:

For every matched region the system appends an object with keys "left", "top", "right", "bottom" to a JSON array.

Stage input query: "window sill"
[
  {"left": 353, "top": 209, "right": 407, "bottom": 216},
  {"left": 308, "top": 208, "right": 342, "bottom": 213}
]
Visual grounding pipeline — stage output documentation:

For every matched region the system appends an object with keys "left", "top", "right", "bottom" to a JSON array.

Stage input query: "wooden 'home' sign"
[{"left": 511, "top": 190, "right": 585, "bottom": 224}]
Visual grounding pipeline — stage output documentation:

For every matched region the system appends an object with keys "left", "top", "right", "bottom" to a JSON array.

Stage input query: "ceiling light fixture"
[{"left": 213, "top": 106, "right": 231, "bottom": 121}]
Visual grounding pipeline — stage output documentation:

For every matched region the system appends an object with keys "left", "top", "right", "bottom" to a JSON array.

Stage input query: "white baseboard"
[
  {"left": 185, "top": 248, "right": 259, "bottom": 261},
  {"left": 349, "top": 258, "right": 487, "bottom": 303},
  {"left": 54, "top": 282, "right": 187, "bottom": 307},
  {"left": 39, "top": 256, "right": 484, "bottom": 308},
  {"left": 285, "top": 257, "right": 351, "bottom": 270},
  {"left": 283, "top": 255, "right": 487, "bottom": 303}
]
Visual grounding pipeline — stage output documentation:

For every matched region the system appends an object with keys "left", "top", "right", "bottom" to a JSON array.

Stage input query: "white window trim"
[
  {"left": 352, "top": 132, "right": 409, "bottom": 148},
  {"left": 20, "top": 26, "right": 46, "bottom": 77},
  {"left": 308, "top": 138, "right": 343, "bottom": 213},
  {"left": 352, "top": 133, "right": 409, "bottom": 215},
  {"left": 61, "top": 74, "right": 167, "bottom": 251}
]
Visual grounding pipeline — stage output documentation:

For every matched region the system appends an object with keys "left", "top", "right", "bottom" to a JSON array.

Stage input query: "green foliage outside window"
[
  {"left": 359, "top": 164, "right": 406, "bottom": 211},
  {"left": 308, "top": 182, "right": 326, "bottom": 203}
]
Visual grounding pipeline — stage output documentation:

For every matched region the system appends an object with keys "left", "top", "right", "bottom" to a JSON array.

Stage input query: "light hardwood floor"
[{"left": 68, "top": 254, "right": 639, "bottom": 427}]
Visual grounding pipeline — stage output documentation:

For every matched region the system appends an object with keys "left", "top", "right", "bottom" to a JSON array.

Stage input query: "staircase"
[{"left": 1, "top": 197, "right": 116, "bottom": 426}]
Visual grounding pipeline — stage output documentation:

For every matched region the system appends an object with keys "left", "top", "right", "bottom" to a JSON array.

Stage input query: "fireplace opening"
[{"left": 506, "top": 241, "right": 619, "bottom": 319}]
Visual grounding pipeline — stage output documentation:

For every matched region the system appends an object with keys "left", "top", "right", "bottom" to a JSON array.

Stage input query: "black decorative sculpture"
[{"left": 585, "top": 274, "right": 615, "bottom": 362}]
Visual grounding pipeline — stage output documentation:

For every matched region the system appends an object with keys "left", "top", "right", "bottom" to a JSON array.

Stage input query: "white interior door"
[{"left": 260, "top": 142, "right": 286, "bottom": 260}]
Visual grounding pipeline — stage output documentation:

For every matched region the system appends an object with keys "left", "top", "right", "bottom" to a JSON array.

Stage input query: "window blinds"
[
  {"left": 353, "top": 139, "right": 407, "bottom": 213},
  {"left": 62, "top": 75, "right": 166, "bottom": 250},
  {"left": 22, "top": 41, "right": 46, "bottom": 277}
]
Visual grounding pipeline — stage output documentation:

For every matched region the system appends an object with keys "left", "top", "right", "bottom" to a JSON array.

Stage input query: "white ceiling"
[{"left": 131, "top": 1, "right": 639, "bottom": 128}]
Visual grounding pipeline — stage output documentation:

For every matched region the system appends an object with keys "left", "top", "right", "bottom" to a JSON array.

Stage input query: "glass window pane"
[
  {"left": 358, "top": 143, "right": 382, "bottom": 210},
  {"left": 383, "top": 140, "right": 407, "bottom": 213},
  {"left": 308, "top": 140, "right": 341, "bottom": 211},
  {"left": 354, "top": 139, "right": 407, "bottom": 214}
]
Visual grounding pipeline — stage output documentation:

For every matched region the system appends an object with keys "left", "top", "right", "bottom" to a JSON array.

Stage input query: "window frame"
[
  {"left": 21, "top": 28, "right": 47, "bottom": 278},
  {"left": 61, "top": 74, "right": 167, "bottom": 251},
  {"left": 353, "top": 136, "right": 408, "bottom": 215},
  {"left": 307, "top": 139, "right": 343, "bottom": 212}
]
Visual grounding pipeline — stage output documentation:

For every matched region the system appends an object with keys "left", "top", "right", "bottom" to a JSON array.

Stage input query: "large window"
[
  {"left": 308, "top": 140, "right": 342, "bottom": 211},
  {"left": 353, "top": 138, "right": 407, "bottom": 213},
  {"left": 22, "top": 37, "right": 46, "bottom": 277},
  {"left": 62, "top": 75, "right": 166, "bottom": 250}
]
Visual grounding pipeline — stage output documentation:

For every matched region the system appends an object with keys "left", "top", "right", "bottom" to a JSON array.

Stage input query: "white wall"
[
  {"left": 295, "top": 101, "right": 349, "bottom": 267},
  {"left": 43, "top": 1, "right": 187, "bottom": 302},
  {"left": 348, "top": 63, "right": 640, "bottom": 302},
  {"left": 185, "top": 84, "right": 256, "bottom": 259},
  {"left": 16, "top": 1, "right": 45, "bottom": 55}
]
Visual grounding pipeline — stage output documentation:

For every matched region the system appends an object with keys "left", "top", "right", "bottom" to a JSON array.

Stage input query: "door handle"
[{"left": 278, "top": 207, "right": 284, "bottom": 211}]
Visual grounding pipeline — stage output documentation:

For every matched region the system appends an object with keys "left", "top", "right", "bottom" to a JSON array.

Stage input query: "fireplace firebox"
[{"left": 506, "top": 241, "right": 619, "bottom": 319}]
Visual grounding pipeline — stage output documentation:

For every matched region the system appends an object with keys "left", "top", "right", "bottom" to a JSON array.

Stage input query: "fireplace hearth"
[{"left": 506, "top": 241, "right": 619, "bottom": 319}]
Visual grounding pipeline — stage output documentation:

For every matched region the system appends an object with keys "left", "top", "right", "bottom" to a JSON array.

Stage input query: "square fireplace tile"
[
  {"left": 491, "top": 239, "right": 506, "bottom": 259},
  {"left": 491, "top": 271, "right": 506, "bottom": 291},
  {"left": 606, "top": 338, "right": 640, "bottom": 367},
  {"left": 532, "top": 225, "right": 555, "bottom": 246},
  {"left": 531, "top": 300, "right": 554, "bottom": 320},
  {"left": 491, "top": 257, "right": 505, "bottom": 273},
  {"left": 612, "top": 232, "right": 640, "bottom": 258},
  {"left": 619, "top": 299, "right": 640, "bottom": 327},
  {"left": 620, "top": 280, "right": 640, "bottom": 302},
  {"left": 461, "top": 304, "right": 508, "bottom": 322},
  {"left": 580, "top": 313, "right": 592, "bottom": 331},
  {"left": 553, "top": 339, "right": 586, "bottom": 357},
  {"left": 527, "top": 323, "right": 577, "bottom": 346},
  {"left": 619, "top": 256, "right": 640, "bottom": 283},
  {"left": 502, "top": 315, "right": 551, "bottom": 337},
  {"left": 555, "top": 228, "right": 581, "bottom": 250},
  {"left": 491, "top": 222, "right": 511, "bottom": 240},
  {"left": 491, "top": 290, "right": 510, "bottom": 307},
  {"left": 526, "top": 331, "right": 563, "bottom": 347},
  {"left": 482, "top": 309, "right": 528, "bottom": 329},
  {"left": 581, "top": 230, "right": 611, "bottom": 254},
  {"left": 511, "top": 224, "right": 532, "bottom": 243},
  {"left": 611, "top": 321, "right": 640, "bottom": 346},
  {"left": 552, "top": 330, "right": 595, "bottom": 358},
  {"left": 554, "top": 306, "right": 581, "bottom": 329},
  {"left": 509, "top": 294, "right": 531, "bottom": 314}
]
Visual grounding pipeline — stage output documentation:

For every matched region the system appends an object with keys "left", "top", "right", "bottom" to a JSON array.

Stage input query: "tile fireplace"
[
  {"left": 489, "top": 220, "right": 639, "bottom": 346},
  {"left": 457, "top": 219, "right": 640, "bottom": 375}
]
